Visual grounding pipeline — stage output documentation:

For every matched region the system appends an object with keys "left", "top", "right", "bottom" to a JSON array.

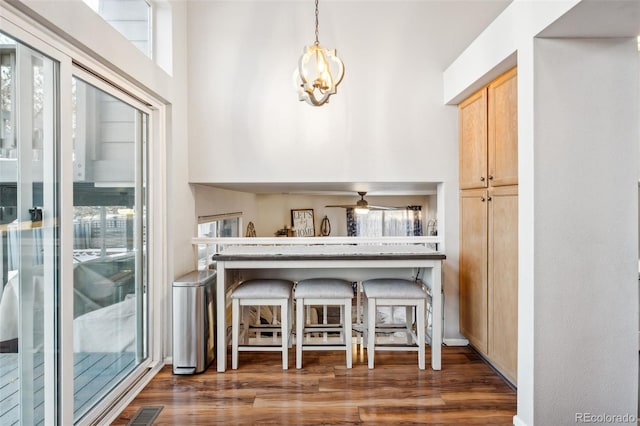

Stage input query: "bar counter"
[{"left": 209, "top": 241, "right": 445, "bottom": 372}]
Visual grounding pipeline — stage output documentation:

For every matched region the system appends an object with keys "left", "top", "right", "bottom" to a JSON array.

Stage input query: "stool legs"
[
  {"left": 365, "top": 298, "right": 427, "bottom": 370},
  {"left": 232, "top": 298, "right": 291, "bottom": 370},
  {"left": 230, "top": 279, "right": 294, "bottom": 370},
  {"left": 417, "top": 300, "right": 426, "bottom": 370},
  {"left": 232, "top": 298, "right": 240, "bottom": 370},
  {"left": 344, "top": 298, "right": 353, "bottom": 368},
  {"left": 295, "top": 297, "right": 353, "bottom": 369},
  {"left": 367, "top": 297, "right": 377, "bottom": 369},
  {"left": 281, "top": 300, "right": 289, "bottom": 370},
  {"left": 296, "top": 298, "right": 304, "bottom": 369}
]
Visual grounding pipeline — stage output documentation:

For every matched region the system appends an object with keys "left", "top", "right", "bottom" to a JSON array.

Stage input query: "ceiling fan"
[{"left": 325, "top": 192, "right": 400, "bottom": 214}]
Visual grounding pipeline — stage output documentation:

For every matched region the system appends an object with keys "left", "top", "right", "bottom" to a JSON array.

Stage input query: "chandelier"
[{"left": 295, "top": 0, "right": 344, "bottom": 106}]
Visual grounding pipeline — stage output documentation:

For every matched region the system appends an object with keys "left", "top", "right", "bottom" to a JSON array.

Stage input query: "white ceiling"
[{"left": 539, "top": 0, "right": 640, "bottom": 38}]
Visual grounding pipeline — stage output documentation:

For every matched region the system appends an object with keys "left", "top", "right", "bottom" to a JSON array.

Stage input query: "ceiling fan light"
[{"left": 354, "top": 207, "right": 369, "bottom": 215}]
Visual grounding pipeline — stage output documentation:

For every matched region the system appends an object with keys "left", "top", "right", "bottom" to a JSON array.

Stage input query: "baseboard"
[
  {"left": 513, "top": 415, "right": 528, "bottom": 426},
  {"left": 443, "top": 337, "right": 469, "bottom": 346}
]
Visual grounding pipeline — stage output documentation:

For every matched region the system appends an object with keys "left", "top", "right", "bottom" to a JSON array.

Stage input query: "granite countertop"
[{"left": 213, "top": 244, "right": 445, "bottom": 261}]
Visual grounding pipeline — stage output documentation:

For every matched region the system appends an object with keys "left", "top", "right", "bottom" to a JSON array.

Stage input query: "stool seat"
[
  {"left": 231, "top": 279, "right": 294, "bottom": 370},
  {"left": 363, "top": 278, "right": 427, "bottom": 299},
  {"left": 232, "top": 279, "right": 294, "bottom": 299},
  {"left": 295, "top": 278, "right": 354, "bottom": 369},
  {"left": 294, "top": 278, "right": 354, "bottom": 298},
  {"left": 363, "top": 278, "right": 427, "bottom": 370}
]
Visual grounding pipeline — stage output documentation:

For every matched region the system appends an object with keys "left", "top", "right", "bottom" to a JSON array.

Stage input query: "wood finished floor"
[{"left": 112, "top": 346, "right": 516, "bottom": 425}]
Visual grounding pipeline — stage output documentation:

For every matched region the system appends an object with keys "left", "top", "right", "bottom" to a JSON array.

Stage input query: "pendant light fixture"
[{"left": 295, "top": 0, "right": 344, "bottom": 106}]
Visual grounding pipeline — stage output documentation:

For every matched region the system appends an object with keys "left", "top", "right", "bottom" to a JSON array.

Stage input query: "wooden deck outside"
[
  {"left": 0, "top": 352, "right": 135, "bottom": 425},
  {"left": 113, "top": 346, "right": 517, "bottom": 425}
]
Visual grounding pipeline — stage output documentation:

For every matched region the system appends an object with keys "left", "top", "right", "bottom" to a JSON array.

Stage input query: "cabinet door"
[
  {"left": 488, "top": 68, "right": 518, "bottom": 187},
  {"left": 488, "top": 185, "right": 518, "bottom": 383},
  {"left": 459, "top": 189, "right": 488, "bottom": 353},
  {"left": 459, "top": 88, "right": 487, "bottom": 189}
]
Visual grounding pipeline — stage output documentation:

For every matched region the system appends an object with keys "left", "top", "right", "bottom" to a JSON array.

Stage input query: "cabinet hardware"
[
  {"left": 480, "top": 176, "right": 485, "bottom": 182},
  {"left": 481, "top": 197, "right": 486, "bottom": 202},
  {"left": 489, "top": 175, "right": 494, "bottom": 181},
  {"left": 487, "top": 196, "right": 492, "bottom": 201}
]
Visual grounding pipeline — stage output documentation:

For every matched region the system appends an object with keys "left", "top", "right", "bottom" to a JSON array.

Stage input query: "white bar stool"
[
  {"left": 363, "top": 278, "right": 427, "bottom": 370},
  {"left": 231, "top": 279, "right": 294, "bottom": 370},
  {"left": 294, "top": 278, "right": 354, "bottom": 369}
]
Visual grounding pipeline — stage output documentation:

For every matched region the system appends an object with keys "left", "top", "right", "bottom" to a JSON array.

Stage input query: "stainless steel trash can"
[{"left": 172, "top": 270, "right": 216, "bottom": 374}]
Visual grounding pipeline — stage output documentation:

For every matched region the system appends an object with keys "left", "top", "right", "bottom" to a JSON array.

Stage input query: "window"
[
  {"left": 198, "top": 216, "right": 241, "bottom": 239},
  {"left": 197, "top": 214, "right": 242, "bottom": 270},
  {"left": 347, "top": 207, "right": 423, "bottom": 237},
  {"left": 82, "top": 0, "right": 152, "bottom": 58}
]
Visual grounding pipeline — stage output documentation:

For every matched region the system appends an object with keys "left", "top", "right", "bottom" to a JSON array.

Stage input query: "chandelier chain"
[{"left": 314, "top": 0, "right": 319, "bottom": 45}]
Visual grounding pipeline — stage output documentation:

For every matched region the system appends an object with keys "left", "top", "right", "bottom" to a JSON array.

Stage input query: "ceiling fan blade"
[
  {"left": 326, "top": 192, "right": 406, "bottom": 211},
  {"left": 325, "top": 204, "right": 358, "bottom": 208},
  {"left": 368, "top": 205, "right": 405, "bottom": 211},
  {"left": 326, "top": 204, "right": 405, "bottom": 210}
]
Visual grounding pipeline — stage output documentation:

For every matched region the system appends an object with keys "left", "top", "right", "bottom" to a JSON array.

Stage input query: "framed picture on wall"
[{"left": 291, "top": 209, "right": 315, "bottom": 237}]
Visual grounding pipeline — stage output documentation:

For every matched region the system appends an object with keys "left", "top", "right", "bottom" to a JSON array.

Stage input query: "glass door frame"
[
  {"left": 66, "top": 60, "right": 166, "bottom": 426},
  {"left": 0, "top": 13, "right": 71, "bottom": 425},
  {"left": 0, "top": 5, "right": 168, "bottom": 425},
  {"left": 69, "top": 67, "right": 155, "bottom": 425},
  {"left": 14, "top": 40, "right": 59, "bottom": 426}
]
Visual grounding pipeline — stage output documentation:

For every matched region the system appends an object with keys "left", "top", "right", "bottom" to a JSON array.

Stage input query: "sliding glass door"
[
  {"left": 0, "top": 21, "right": 157, "bottom": 424},
  {"left": 71, "top": 74, "right": 148, "bottom": 422},
  {"left": 0, "top": 33, "right": 59, "bottom": 425}
]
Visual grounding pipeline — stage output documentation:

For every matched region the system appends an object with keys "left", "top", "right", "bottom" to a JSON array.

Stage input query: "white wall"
[
  {"left": 185, "top": 0, "right": 508, "bottom": 342},
  {"left": 186, "top": 1, "right": 506, "bottom": 185},
  {"left": 532, "top": 37, "right": 638, "bottom": 425},
  {"left": 165, "top": 1, "right": 196, "bottom": 361},
  {"left": 193, "top": 185, "right": 258, "bottom": 228},
  {"left": 445, "top": 1, "right": 640, "bottom": 425}
]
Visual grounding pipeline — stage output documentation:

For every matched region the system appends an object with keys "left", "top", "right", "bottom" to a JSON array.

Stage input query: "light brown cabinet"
[
  {"left": 459, "top": 189, "right": 488, "bottom": 353},
  {"left": 488, "top": 68, "right": 518, "bottom": 187},
  {"left": 487, "top": 186, "right": 518, "bottom": 382},
  {"left": 459, "top": 89, "right": 487, "bottom": 189},
  {"left": 459, "top": 67, "right": 518, "bottom": 190},
  {"left": 458, "top": 67, "right": 518, "bottom": 384}
]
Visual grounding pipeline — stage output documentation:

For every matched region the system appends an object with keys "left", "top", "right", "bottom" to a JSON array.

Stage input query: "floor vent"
[{"left": 127, "top": 406, "right": 163, "bottom": 426}]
